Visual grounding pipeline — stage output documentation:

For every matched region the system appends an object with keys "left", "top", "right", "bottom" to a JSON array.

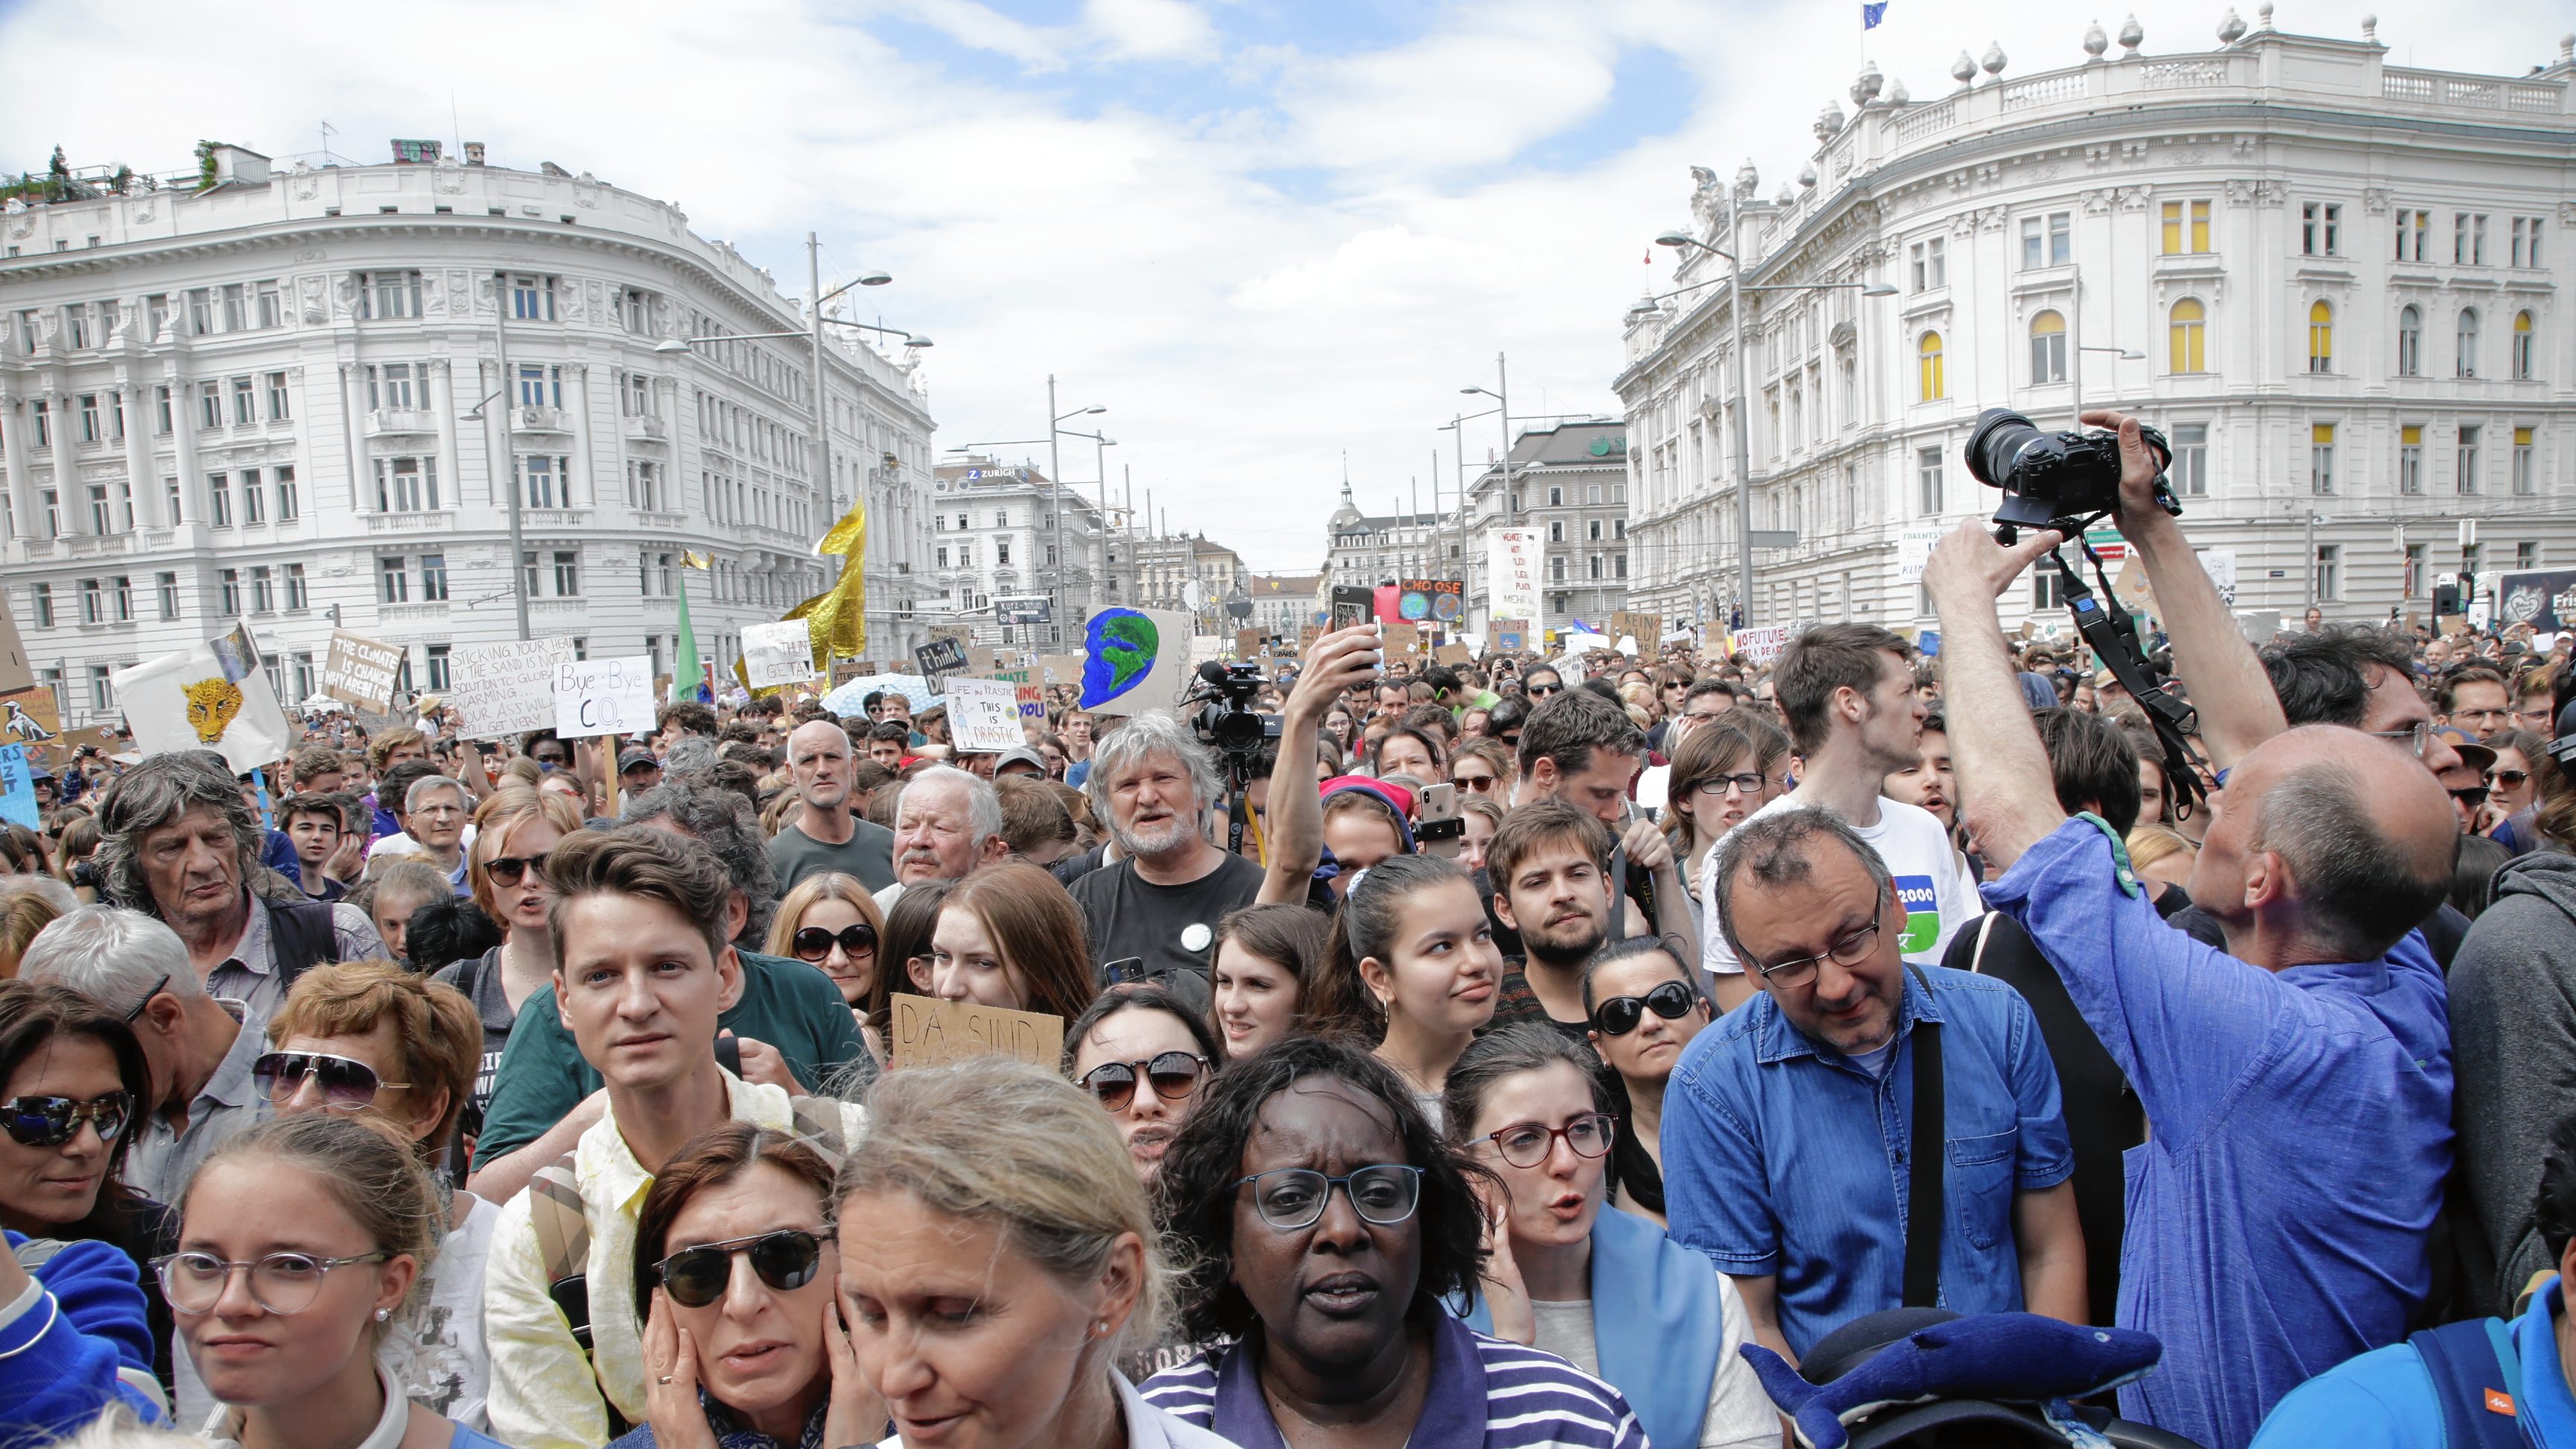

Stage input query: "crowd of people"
[{"left": 0, "top": 411, "right": 2569, "bottom": 1448}]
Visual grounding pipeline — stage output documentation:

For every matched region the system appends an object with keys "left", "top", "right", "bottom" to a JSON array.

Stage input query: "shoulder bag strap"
[
  {"left": 2407, "top": 1319, "right": 2524, "bottom": 1449},
  {"left": 526, "top": 1154, "right": 595, "bottom": 1353},
  {"left": 788, "top": 1095, "right": 848, "bottom": 1167},
  {"left": 1902, "top": 964, "right": 1943, "bottom": 1310}
]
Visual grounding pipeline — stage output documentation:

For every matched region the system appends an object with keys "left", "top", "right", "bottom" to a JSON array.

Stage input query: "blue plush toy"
[{"left": 1740, "top": 1312, "right": 2163, "bottom": 1449}]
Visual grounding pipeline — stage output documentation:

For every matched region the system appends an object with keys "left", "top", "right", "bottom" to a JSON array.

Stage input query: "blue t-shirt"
[{"left": 2253, "top": 1275, "right": 2576, "bottom": 1448}]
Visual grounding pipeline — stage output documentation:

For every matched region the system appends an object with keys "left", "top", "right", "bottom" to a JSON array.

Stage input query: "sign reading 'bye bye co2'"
[{"left": 555, "top": 656, "right": 655, "bottom": 739}]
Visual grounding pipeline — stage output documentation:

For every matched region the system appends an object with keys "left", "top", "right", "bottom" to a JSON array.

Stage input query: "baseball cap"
[
  {"left": 617, "top": 748, "right": 660, "bottom": 773},
  {"left": 994, "top": 747, "right": 1048, "bottom": 777},
  {"left": 2431, "top": 725, "right": 2496, "bottom": 774}
]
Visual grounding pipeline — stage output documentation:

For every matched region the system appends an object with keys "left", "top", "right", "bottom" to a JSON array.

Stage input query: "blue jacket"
[
  {"left": 2253, "top": 1275, "right": 2576, "bottom": 1447},
  {"left": 0, "top": 1231, "right": 167, "bottom": 1447}
]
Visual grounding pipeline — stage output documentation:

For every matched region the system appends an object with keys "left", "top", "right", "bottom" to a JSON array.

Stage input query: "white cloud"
[{"left": 1085, "top": 0, "right": 1219, "bottom": 62}]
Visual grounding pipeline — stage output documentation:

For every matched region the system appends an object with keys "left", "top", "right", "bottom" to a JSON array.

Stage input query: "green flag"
[{"left": 673, "top": 570, "right": 703, "bottom": 704}]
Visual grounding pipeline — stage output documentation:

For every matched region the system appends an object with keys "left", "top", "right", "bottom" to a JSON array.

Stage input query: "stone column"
[
  {"left": 56, "top": 390, "right": 89, "bottom": 535},
  {"left": 119, "top": 369, "right": 165, "bottom": 530},
  {"left": 170, "top": 371, "right": 204, "bottom": 528},
  {"left": 0, "top": 388, "right": 35, "bottom": 543},
  {"left": 431, "top": 359, "right": 460, "bottom": 508},
  {"left": 569, "top": 364, "right": 596, "bottom": 509}
]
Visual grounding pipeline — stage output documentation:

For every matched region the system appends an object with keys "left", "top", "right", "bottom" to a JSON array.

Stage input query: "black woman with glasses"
[
  {"left": 262, "top": 962, "right": 495, "bottom": 1429},
  {"left": 1143, "top": 1035, "right": 1647, "bottom": 1449},
  {"left": 1062, "top": 987, "right": 1219, "bottom": 1188},
  {"left": 625, "top": 1123, "right": 880, "bottom": 1449},
  {"left": 166, "top": 1113, "right": 509, "bottom": 1449},
  {"left": 1578, "top": 938, "right": 1714, "bottom": 1226},
  {"left": 1443, "top": 1026, "right": 1774, "bottom": 1449},
  {"left": 0, "top": 979, "right": 178, "bottom": 1409}
]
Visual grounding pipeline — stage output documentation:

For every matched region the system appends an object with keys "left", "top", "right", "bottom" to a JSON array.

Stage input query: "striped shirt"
[{"left": 1140, "top": 1310, "right": 1647, "bottom": 1449}]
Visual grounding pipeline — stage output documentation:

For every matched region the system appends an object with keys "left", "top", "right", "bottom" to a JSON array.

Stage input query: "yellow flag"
[
  {"left": 785, "top": 499, "right": 868, "bottom": 665},
  {"left": 682, "top": 551, "right": 713, "bottom": 570},
  {"left": 816, "top": 498, "right": 867, "bottom": 559}
]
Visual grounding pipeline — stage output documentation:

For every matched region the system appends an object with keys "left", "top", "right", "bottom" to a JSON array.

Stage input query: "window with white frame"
[
  {"left": 2401, "top": 425, "right": 2425, "bottom": 495},
  {"left": 2457, "top": 425, "right": 2482, "bottom": 495},
  {"left": 2397, "top": 306, "right": 2423, "bottom": 376},
  {"left": 373, "top": 456, "right": 440, "bottom": 513},
  {"left": 2512, "top": 216, "right": 2546, "bottom": 269},
  {"left": 1909, "top": 236, "right": 1945, "bottom": 291},
  {"left": 1916, "top": 446, "right": 1944, "bottom": 516},
  {"left": 265, "top": 372, "right": 291, "bottom": 421},
  {"left": 2310, "top": 423, "right": 2336, "bottom": 495},
  {"left": 207, "top": 472, "right": 232, "bottom": 528},
  {"left": 2513, "top": 427, "right": 2536, "bottom": 496},
  {"left": 2314, "top": 544, "right": 2342, "bottom": 602},
  {"left": 2020, "top": 212, "right": 2070, "bottom": 269},
  {"left": 622, "top": 372, "right": 653, "bottom": 417},
  {"left": 256, "top": 280, "right": 282, "bottom": 329},
  {"left": 285, "top": 564, "right": 306, "bottom": 610},
  {"left": 2171, "top": 423, "right": 2208, "bottom": 496},
  {"left": 514, "top": 364, "right": 561, "bottom": 408},
  {"left": 420, "top": 552, "right": 447, "bottom": 601},
  {"left": 230, "top": 376, "right": 256, "bottom": 426},
  {"left": 186, "top": 288, "right": 213, "bottom": 335},
  {"left": 508, "top": 274, "right": 558, "bottom": 322},
  {"left": 275, "top": 465, "right": 297, "bottom": 521},
  {"left": 552, "top": 551, "right": 580, "bottom": 596},
  {"left": 359, "top": 271, "right": 423, "bottom": 320},
  {"left": 516, "top": 455, "right": 569, "bottom": 509}
]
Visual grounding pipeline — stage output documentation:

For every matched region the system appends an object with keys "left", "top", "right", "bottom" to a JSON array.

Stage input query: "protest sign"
[
  {"left": 1487, "top": 531, "right": 1540, "bottom": 625},
  {"left": 1895, "top": 528, "right": 1942, "bottom": 586},
  {"left": 1076, "top": 608, "right": 1192, "bottom": 717},
  {"left": 741, "top": 620, "right": 821, "bottom": 689},
  {"left": 0, "top": 686, "right": 58, "bottom": 751},
  {"left": 1433, "top": 643, "right": 1474, "bottom": 666},
  {"left": 1235, "top": 628, "right": 1263, "bottom": 660},
  {"left": 1038, "top": 654, "right": 1085, "bottom": 688},
  {"left": 1489, "top": 619, "right": 1529, "bottom": 654},
  {"left": 914, "top": 638, "right": 970, "bottom": 687},
  {"left": 1397, "top": 578, "right": 1465, "bottom": 625},
  {"left": 1732, "top": 625, "right": 1792, "bottom": 666},
  {"left": 943, "top": 678, "right": 1024, "bottom": 754},
  {"left": 449, "top": 638, "right": 576, "bottom": 739},
  {"left": 1610, "top": 611, "right": 1661, "bottom": 651},
  {"left": 321, "top": 631, "right": 406, "bottom": 711},
  {"left": 0, "top": 598, "right": 30, "bottom": 696},
  {"left": 1015, "top": 684, "right": 1046, "bottom": 726},
  {"left": 1382, "top": 622, "right": 1421, "bottom": 658},
  {"left": 0, "top": 745, "right": 34, "bottom": 829},
  {"left": 889, "top": 994, "right": 1063, "bottom": 1070},
  {"left": 113, "top": 625, "right": 293, "bottom": 773},
  {"left": 555, "top": 656, "right": 655, "bottom": 738}
]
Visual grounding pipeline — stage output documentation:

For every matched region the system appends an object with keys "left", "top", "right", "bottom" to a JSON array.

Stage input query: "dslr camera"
[{"left": 1963, "top": 408, "right": 2179, "bottom": 534}]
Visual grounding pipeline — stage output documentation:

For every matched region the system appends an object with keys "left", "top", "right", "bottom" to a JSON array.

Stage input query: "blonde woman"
[
  {"left": 765, "top": 872, "right": 888, "bottom": 1059},
  {"left": 2124, "top": 824, "right": 2197, "bottom": 892},
  {"left": 431, "top": 785, "right": 581, "bottom": 1138}
]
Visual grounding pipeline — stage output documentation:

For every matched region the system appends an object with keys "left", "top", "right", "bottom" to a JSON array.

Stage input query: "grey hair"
[
  {"left": 0, "top": 874, "right": 78, "bottom": 916},
  {"left": 1082, "top": 712, "right": 1219, "bottom": 821},
  {"left": 403, "top": 773, "right": 467, "bottom": 813},
  {"left": 617, "top": 783, "right": 779, "bottom": 945},
  {"left": 897, "top": 766, "right": 1004, "bottom": 850},
  {"left": 662, "top": 736, "right": 720, "bottom": 776},
  {"left": 92, "top": 751, "right": 262, "bottom": 920},
  {"left": 1707, "top": 806, "right": 1893, "bottom": 968},
  {"left": 20, "top": 905, "right": 202, "bottom": 1014},
  {"left": 2254, "top": 757, "right": 2453, "bottom": 961}
]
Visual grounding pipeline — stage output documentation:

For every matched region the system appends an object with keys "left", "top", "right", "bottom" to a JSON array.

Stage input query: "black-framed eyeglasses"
[
  {"left": 1, "top": 1092, "right": 133, "bottom": 1149},
  {"left": 252, "top": 1052, "right": 409, "bottom": 1113},
  {"left": 2367, "top": 722, "right": 2431, "bottom": 758},
  {"left": 654, "top": 1229, "right": 824, "bottom": 1309},
  {"left": 1593, "top": 979, "right": 1699, "bottom": 1037},
  {"left": 1236, "top": 1164, "right": 1424, "bottom": 1231},
  {"left": 1691, "top": 772, "right": 1770, "bottom": 799},
  {"left": 482, "top": 851, "right": 550, "bottom": 887},
  {"left": 1078, "top": 1051, "right": 1208, "bottom": 1112},
  {"left": 792, "top": 924, "right": 878, "bottom": 963},
  {"left": 153, "top": 1250, "right": 391, "bottom": 1316},
  {"left": 1755, "top": 919, "right": 1882, "bottom": 988},
  {"left": 1474, "top": 1113, "right": 1617, "bottom": 1169},
  {"left": 123, "top": 973, "right": 168, "bottom": 1023}
]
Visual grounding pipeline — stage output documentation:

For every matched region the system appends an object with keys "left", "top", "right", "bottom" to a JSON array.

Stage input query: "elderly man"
[
  {"left": 1925, "top": 411, "right": 2457, "bottom": 1449},
  {"left": 404, "top": 772, "right": 472, "bottom": 892},
  {"left": 768, "top": 719, "right": 895, "bottom": 894},
  {"left": 874, "top": 765, "right": 1008, "bottom": 911},
  {"left": 19, "top": 906, "right": 263, "bottom": 1205},
  {"left": 93, "top": 751, "right": 382, "bottom": 1026}
]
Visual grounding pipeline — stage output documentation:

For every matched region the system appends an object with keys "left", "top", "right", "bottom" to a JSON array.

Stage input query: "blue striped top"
[{"left": 1140, "top": 1310, "right": 1648, "bottom": 1449}]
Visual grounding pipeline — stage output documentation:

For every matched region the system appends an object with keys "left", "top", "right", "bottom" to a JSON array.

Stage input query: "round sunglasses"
[
  {"left": 252, "top": 1052, "right": 409, "bottom": 1112},
  {"left": 655, "top": 1229, "right": 824, "bottom": 1309},
  {"left": 1077, "top": 1051, "right": 1209, "bottom": 1113},
  {"left": 1, "top": 1092, "right": 133, "bottom": 1149},
  {"left": 792, "top": 924, "right": 878, "bottom": 963},
  {"left": 1592, "top": 980, "right": 1701, "bottom": 1037}
]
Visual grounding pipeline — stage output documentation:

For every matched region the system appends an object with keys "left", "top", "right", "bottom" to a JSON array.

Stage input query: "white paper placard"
[
  {"left": 555, "top": 655, "right": 655, "bottom": 739},
  {"left": 449, "top": 637, "right": 577, "bottom": 740},
  {"left": 741, "top": 620, "right": 818, "bottom": 689},
  {"left": 942, "top": 677, "right": 1025, "bottom": 754}
]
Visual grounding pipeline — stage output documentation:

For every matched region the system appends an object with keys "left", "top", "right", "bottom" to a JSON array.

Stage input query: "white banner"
[
  {"left": 1731, "top": 625, "right": 1792, "bottom": 666},
  {"left": 942, "top": 678, "right": 1025, "bottom": 754},
  {"left": 740, "top": 620, "right": 820, "bottom": 690},
  {"left": 449, "top": 637, "right": 577, "bottom": 740},
  {"left": 1895, "top": 527, "right": 1942, "bottom": 586},
  {"left": 553, "top": 656, "right": 655, "bottom": 739},
  {"left": 113, "top": 624, "right": 294, "bottom": 773},
  {"left": 1487, "top": 528, "right": 1541, "bottom": 628},
  {"left": 2196, "top": 549, "right": 2238, "bottom": 608}
]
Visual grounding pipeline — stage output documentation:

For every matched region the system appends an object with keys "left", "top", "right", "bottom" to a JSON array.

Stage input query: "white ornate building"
[
  {"left": 1618, "top": 16, "right": 2576, "bottom": 638},
  {"left": 0, "top": 141, "right": 938, "bottom": 722},
  {"left": 929, "top": 456, "right": 1114, "bottom": 649}
]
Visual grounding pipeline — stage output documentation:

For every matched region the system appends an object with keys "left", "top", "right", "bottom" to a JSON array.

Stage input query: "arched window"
[
  {"left": 2168, "top": 299, "right": 2206, "bottom": 374},
  {"left": 2307, "top": 300, "right": 2334, "bottom": 373},
  {"left": 1918, "top": 331, "right": 1945, "bottom": 402},
  {"left": 2458, "top": 308, "right": 2481, "bottom": 378},
  {"left": 2029, "top": 311, "right": 2067, "bottom": 385},
  {"left": 2397, "top": 305, "right": 2422, "bottom": 377},
  {"left": 2514, "top": 311, "right": 2537, "bottom": 380}
]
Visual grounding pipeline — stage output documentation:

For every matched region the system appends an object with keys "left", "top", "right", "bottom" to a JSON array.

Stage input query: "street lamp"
[
  {"left": 948, "top": 392, "right": 1107, "bottom": 645},
  {"left": 1655, "top": 214, "right": 1895, "bottom": 631}
]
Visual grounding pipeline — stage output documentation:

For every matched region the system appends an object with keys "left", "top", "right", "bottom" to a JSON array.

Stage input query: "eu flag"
[{"left": 1863, "top": 1, "right": 1889, "bottom": 28}]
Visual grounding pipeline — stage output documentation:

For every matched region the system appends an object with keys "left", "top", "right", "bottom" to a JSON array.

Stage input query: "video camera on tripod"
[
  {"left": 1184, "top": 660, "right": 1282, "bottom": 856},
  {"left": 1964, "top": 408, "right": 2206, "bottom": 815}
]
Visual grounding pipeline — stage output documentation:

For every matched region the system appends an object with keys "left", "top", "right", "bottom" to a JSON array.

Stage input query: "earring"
[
  {"left": 374, "top": 1308, "right": 389, "bottom": 1322},
  {"left": 1093, "top": 1319, "right": 1108, "bottom": 1336}
]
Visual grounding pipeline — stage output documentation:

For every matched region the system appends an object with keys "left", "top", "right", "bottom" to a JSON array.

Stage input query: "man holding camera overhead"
[{"left": 1926, "top": 409, "right": 2457, "bottom": 1449}]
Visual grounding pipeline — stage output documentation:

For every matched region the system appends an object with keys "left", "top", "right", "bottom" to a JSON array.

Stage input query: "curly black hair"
[{"left": 1152, "top": 1034, "right": 1491, "bottom": 1346}]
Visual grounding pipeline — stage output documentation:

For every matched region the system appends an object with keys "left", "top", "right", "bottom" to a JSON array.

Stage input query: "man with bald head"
[
  {"left": 1925, "top": 411, "right": 2457, "bottom": 1449},
  {"left": 768, "top": 717, "right": 896, "bottom": 894}
]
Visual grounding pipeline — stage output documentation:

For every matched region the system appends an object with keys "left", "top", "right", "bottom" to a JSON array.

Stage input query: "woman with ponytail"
[{"left": 1304, "top": 853, "right": 1501, "bottom": 1131}]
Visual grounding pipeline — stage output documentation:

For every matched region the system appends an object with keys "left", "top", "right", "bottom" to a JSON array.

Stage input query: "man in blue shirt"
[
  {"left": 1664, "top": 805, "right": 2086, "bottom": 1363},
  {"left": 2253, "top": 1111, "right": 2576, "bottom": 1446},
  {"left": 1922, "top": 408, "right": 2460, "bottom": 1449}
]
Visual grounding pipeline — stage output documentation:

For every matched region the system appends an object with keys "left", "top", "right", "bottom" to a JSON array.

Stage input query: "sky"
[{"left": 0, "top": 0, "right": 2556, "bottom": 570}]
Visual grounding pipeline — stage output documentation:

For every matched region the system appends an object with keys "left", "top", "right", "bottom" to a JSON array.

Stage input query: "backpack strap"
[
  {"left": 2407, "top": 1319, "right": 2524, "bottom": 1449},
  {"left": 1901, "top": 965, "right": 1943, "bottom": 1310},
  {"left": 787, "top": 1095, "right": 848, "bottom": 1167},
  {"left": 526, "top": 1154, "right": 595, "bottom": 1354},
  {"left": 266, "top": 899, "right": 342, "bottom": 991}
]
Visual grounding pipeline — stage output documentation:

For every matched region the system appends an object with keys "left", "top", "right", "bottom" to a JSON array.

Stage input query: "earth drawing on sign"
[{"left": 1081, "top": 609, "right": 1161, "bottom": 709}]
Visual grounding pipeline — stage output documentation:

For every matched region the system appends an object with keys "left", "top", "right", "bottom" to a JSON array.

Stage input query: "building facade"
[
  {"left": 1459, "top": 420, "right": 1634, "bottom": 633},
  {"left": 929, "top": 456, "right": 1111, "bottom": 649},
  {"left": 0, "top": 141, "right": 939, "bottom": 722},
  {"left": 1246, "top": 570, "right": 1320, "bottom": 640},
  {"left": 1134, "top": 531, "right": 1247, "bottom": 632},
  {"left": 1617, "top": 20, "right": 2576, "bottom": 638},
  {"left": 1322, "top": 482, "right": 1456, "bottom": 602}
]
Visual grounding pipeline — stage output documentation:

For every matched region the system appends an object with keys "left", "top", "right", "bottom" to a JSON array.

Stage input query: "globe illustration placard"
[{"left": 1081, "top": 609, "right": 1161, "bottom": 709}]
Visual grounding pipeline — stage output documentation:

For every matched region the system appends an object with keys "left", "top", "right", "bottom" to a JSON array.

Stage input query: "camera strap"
[{"left": 2049, "top": 543, "right": 2205, "bottom": 816}]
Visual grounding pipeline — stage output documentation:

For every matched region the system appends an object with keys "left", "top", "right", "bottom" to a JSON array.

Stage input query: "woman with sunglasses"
[
  {"left": 167, "top": 1113, "right": 508, "bottom": 1449},
  {"left": 1063, "top": 988, "right": 1218, "bottom": 1187},
  {"left": 628, "top": 1124, "right": 880, "bottom": 1449},
  {"left": 1447, "top": 738, "right": 1517, "bottom": 806},
  {"left": 1208, "top": 904, "right": 1327, "bottom": 1061},
  {"left": 1577, "top": 940, "right": 1714, "bottom": 1227},
  {"left": 434, "top": 784, "right": 581, "bottom": 1137},
  {"left": 1143, "top": 1035, "right": 1644, "bottom": 1448},
  {"left": 260, "top": 962, "right": 494, "bottom": 1427},
  {"left": 0, "top": 980, "right": 178, "bottom": 1404},
  {"left": 1661, "top": 719, "right": 1790, "bottom": 944},
  {"left": 764, "top": 874, "right": 887, "bottom": 1055}
]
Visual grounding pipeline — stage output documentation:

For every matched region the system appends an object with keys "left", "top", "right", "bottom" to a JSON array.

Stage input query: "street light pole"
[
  {"left": 1048, "top": 373, "right": 1065, "bottom": 648},
  {"left": 493, "top": 271, "right": 529, "bottom": 642}
]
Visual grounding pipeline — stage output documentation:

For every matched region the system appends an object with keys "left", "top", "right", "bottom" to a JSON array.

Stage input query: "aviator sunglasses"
[{"left": 655, "top": 1230, "right": 824, "bottom": 1308}]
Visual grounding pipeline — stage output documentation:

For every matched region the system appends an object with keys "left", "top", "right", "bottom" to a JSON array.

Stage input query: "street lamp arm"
[{"left": 818, "top": 316, "right": 928, "bottom": 344}]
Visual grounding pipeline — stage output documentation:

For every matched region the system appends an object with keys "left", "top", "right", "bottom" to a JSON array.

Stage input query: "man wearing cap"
[
  {"left": 616, "top": 747, "right": 662, "bottom": 795},
  {"left": 768, "top": 719, "right": 896, "bottom": 894},
  {"left": 993, "top": 746, "right": 1049, "bottom": 780}
]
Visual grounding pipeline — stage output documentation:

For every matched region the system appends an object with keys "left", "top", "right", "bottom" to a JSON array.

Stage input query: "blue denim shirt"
[
  {"left": 1663, "top": 963, "right": 2074, "bottom": 1358},
  {"left": 1985, "top": 816, "right": 2452, "bottom": 1449}
]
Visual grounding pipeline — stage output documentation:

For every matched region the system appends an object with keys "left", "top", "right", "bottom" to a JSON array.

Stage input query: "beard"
[
  {"left": 1110, "top": 809, "right": 1199, "bottom": 860},
  {"left": 1519, "top": 909, "right": 1607, "bottom": 971}
]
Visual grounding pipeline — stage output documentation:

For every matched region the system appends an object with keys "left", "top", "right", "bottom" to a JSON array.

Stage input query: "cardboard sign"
[
  {"left": 0, "top": 686, "right": 59, "bottom": 750},
  {"left": 1038, "top": 654, "right": 1085, "bottom": 687},
  {"left": 1433, "top": 643, "right": 1474, "bottom": 666},
  {"left": 321, "top": 630, "right": 406, "bottom": 711},
  {"left": 889, "top": 994, "right": 1063, "bottom": 1070},
  {"left": 928, "top": 624, "right": 973, "bottom": 648},
  {"left": 915, "top": 638, "right": 970, "bottom": 686},
  {"left": 1014, "top": 684, "right": 1046, "bottom": 725},
  {"left": 943, "top": 678, "right": 1024, "bottom": 754},
  {"left": 1610, "top": 611, "right": 1661, "bottom": 651},
  {"left": 2111, "top": 558, "right": 2157, "bottom": 616},
  {"left": 0, "top": 598, "right": 31, "bottom": 696},
  {"left": 555, "top": 656, "right": 655, "bottom": 739},
  {"left": 1490, "top": 619, "right": 1529, "bottom": 654},
  {"left": 1235, "top": 628, "right": 1263, "bottom": 660},
  {"left": 451, "top": 637, "right": 577, "bottom": 740},
  {"left": 1076, "top": 607, "right": 1193, "bottom": 717},
  {"left": 742, "top": 620, "right": 821, "bottom": 689},
  {"left": 1382, "top": 622, "right": 1421, "bottom": 657},
  {"left": 0, "top": 745, "right": 34, "bottom": 829}
]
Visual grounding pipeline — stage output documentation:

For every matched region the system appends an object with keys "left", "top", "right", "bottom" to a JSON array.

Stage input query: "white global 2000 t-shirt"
[{"left": 1699, "top": 793, "right": 1981, "bottom": 977}]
